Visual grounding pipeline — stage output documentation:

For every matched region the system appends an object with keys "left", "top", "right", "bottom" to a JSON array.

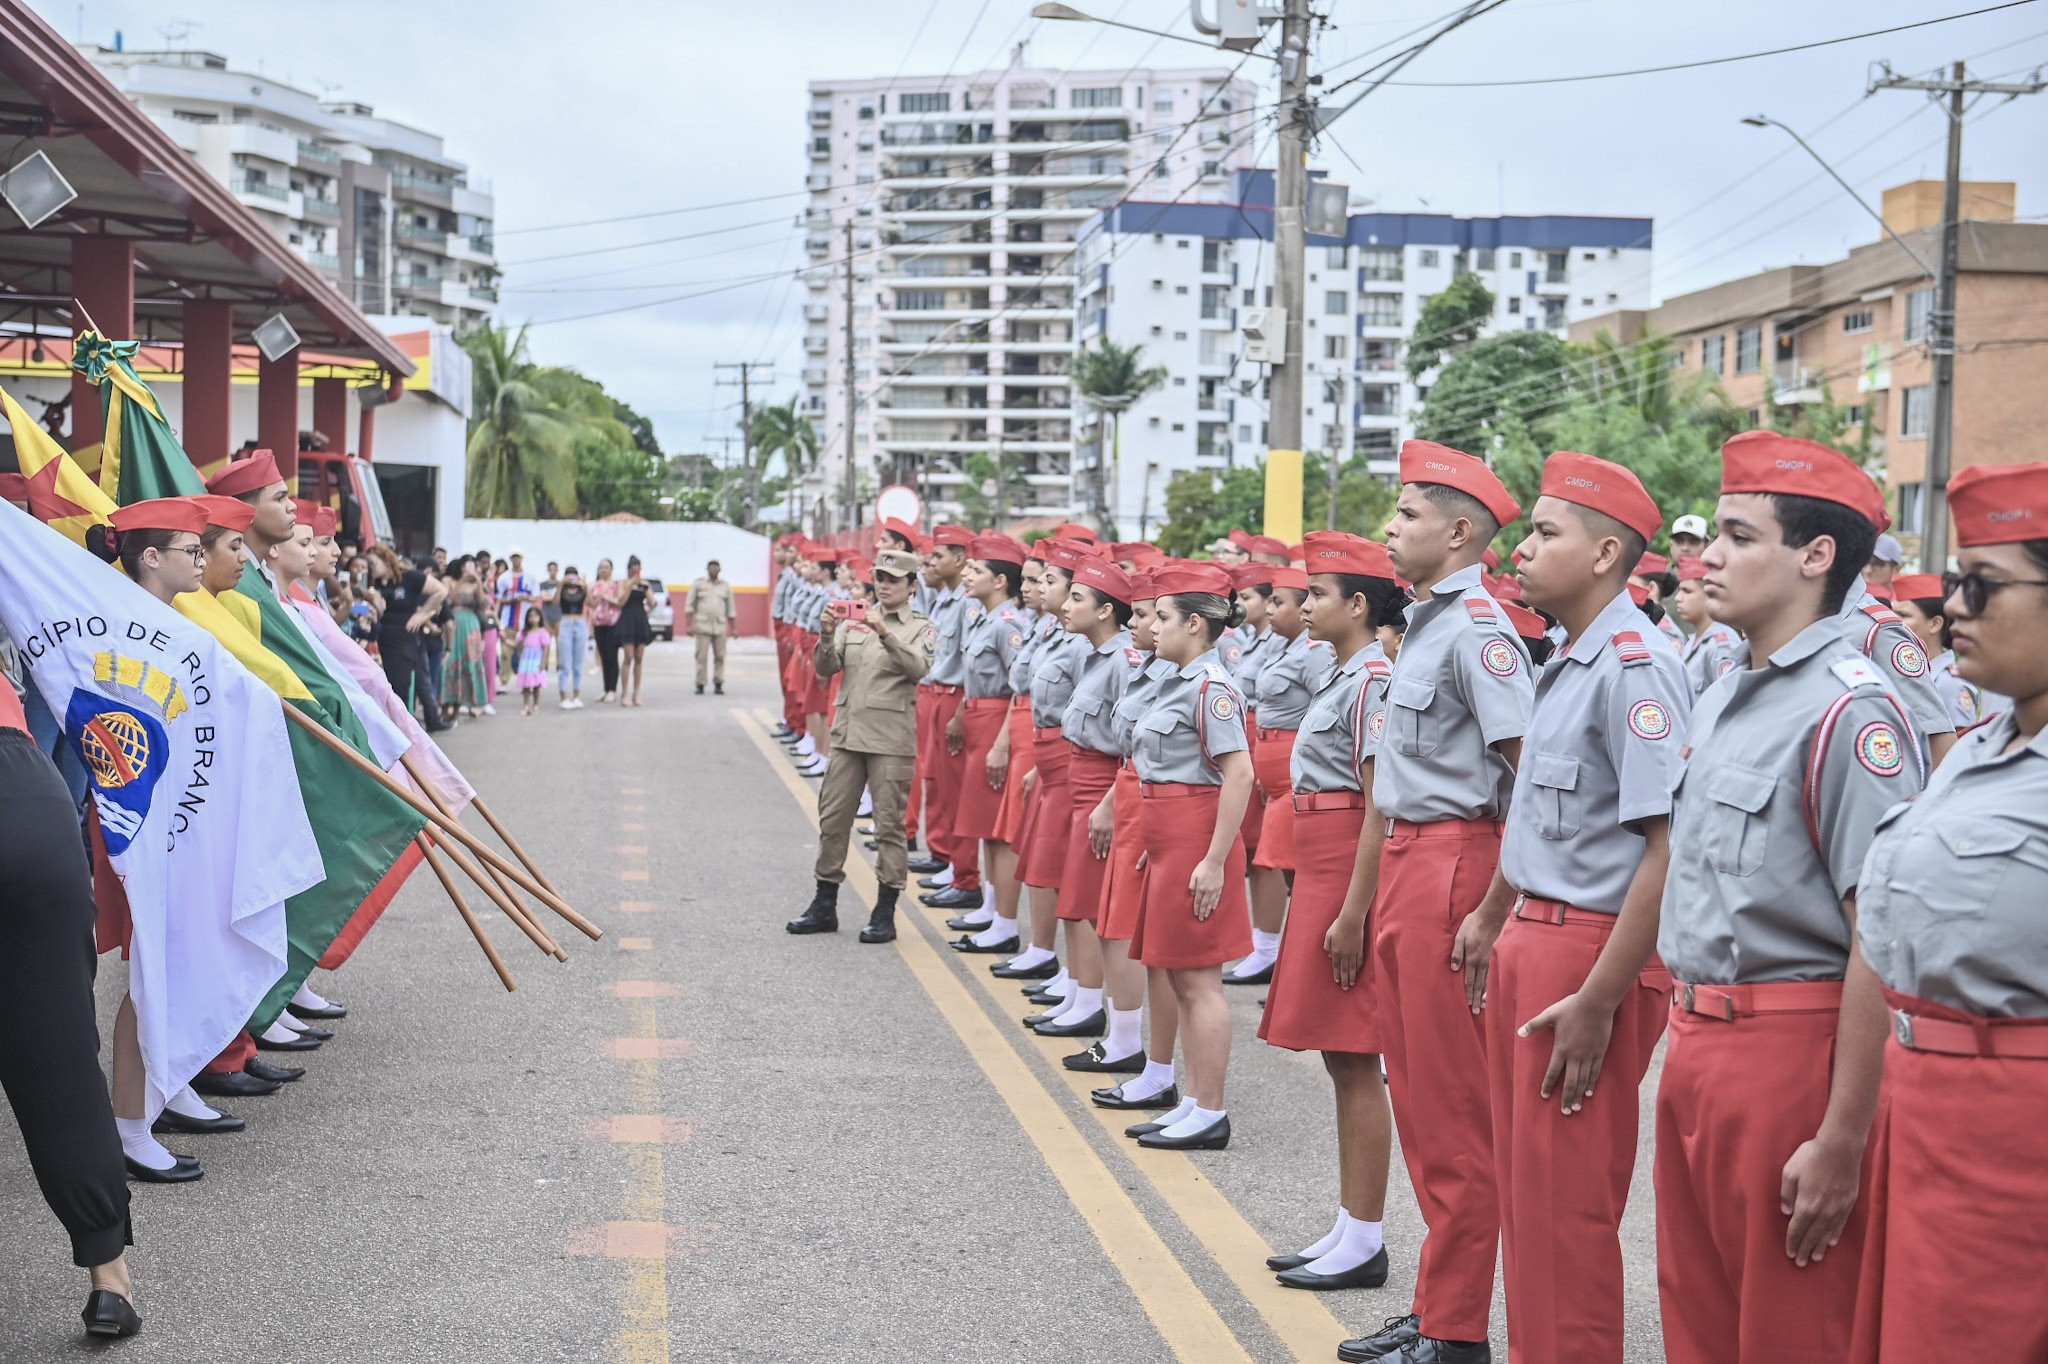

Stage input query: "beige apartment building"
[{"left": 1573, "top": 181, "right": 2047, "bottom": 538}]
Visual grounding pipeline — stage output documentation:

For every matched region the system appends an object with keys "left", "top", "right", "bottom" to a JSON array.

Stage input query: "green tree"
[
  {"left": 1305, "top": 450, "right": 1402, "bottom": 539},
  {"left": 955, "top": 450, "right": 1034, "bottom": 529},
  {"left": 1156, "top": 464, "right": 1267, "bottom": 557},
  {"left": 742, "top": 398, "right": 819, "bottom": 529},
  {"left": 1413, "top": 330, "right": 1574, "bottom": 455},
  {"left": 461, "top": 323, "right": 583, "bottom": 518},
  {"left": 1070, "top": 338, "right": 1169, "bottom": 526},
  {"left": 1407, "top": 271, "right": 1497, "bottom": 379}
]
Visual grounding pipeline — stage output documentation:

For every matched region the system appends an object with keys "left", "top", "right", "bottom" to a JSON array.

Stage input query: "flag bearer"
[{"left": 918, "top": 526, "right": 982, "bottom": 911}]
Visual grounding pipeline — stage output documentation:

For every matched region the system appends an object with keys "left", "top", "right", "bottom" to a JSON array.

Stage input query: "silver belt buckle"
[
  {"left": 1679, "top": 982, "right": 1696, "bottom": 1013},
  {"left": 1893, "top": 1009, "right": 1916, "bottom": 1049}
]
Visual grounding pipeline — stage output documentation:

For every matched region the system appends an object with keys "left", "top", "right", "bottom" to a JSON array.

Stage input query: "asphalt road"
[{"left": 0, "top": 638, "right": 1668, "bottom": 1362}]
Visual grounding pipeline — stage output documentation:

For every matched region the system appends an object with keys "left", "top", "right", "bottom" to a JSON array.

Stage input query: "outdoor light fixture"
[
  {"left": 1029, "top": 2, "right": 1251, "bottom": 55},
  {"left": 252, "top": 312, "right": 302, "bottom": 363},
  {"left": 1030, "top": 2, "right": 1088, "bottom": 17},
  {"left": 0, "top": 150, "right": 78, "bottom": 229},
  {"left": 1307, "top": 180, "right": 1350, "bottom": 237}
]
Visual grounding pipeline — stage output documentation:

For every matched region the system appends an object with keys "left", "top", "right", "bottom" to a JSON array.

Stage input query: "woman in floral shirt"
[{"left": 588, "top": 557, "right": 624, "bottom": 703}]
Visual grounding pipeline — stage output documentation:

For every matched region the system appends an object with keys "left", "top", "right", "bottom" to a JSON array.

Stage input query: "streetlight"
[
  {"left": 1029, "top": 3, "right": 1269, "bottom": 58},
  {"left": 1740, "top": 116, "right": 1936, "bottom": 277}
]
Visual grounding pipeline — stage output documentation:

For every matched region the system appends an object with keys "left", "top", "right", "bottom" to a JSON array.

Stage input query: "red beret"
[
  {"left": 1633, "top": 551, "right": 1670, "bottom": 577},
  {"left": 1400, "top": 439, "right": 1521, "bottom": 527},
  {"left": 1491, "top": 575, "right": 1524, "bottom": 603},
  {"left": 1270, "top": 566, "right": 1307, "bottom": 592},
  {"left": 969, "top": 532, "right": 1027, "bottom": 565},
  {"left": 1073, "top": 557, "right": 1134, "bottom": 604},
  {"left": 932, "top": 523, "right": 973, "bottom": 549},
  {"left": 882, "top": 517, "right": 920, "bottom": 544},
  {"left": 1127, "top": 568, "right": 1158, "bottom": 600},
  {"left": 293, "top": 497, "right": 321, "bottom": 527},
  {"left": 1227, "top": 529, "right": 1254, "bottom": 549},
  {"left": 1948, "top": 461, "right": 2048, "bottom": 548},
  {"left": 1300, "top": 530, "right": 1397, "bottom": 581},
  {"left": 205, "top": 449, "right": 285, "bottom": 500},
  {"left": 1481, "top": 547, "right": 1501, "bottom": 572},
  {"left": 110, "top": 497, "right": 208, "bottom": 537},
  {"left": 1151, "top": 562, "right": 1235, "bottom": 597},
  {"left": 1891, "top": 573, "right": 1945, "bottom": 601},
  {"left": 1050, "top": 521, "right": 1098, "bottom": 543},
  {"left": 1247, "top": 534, "right": 1290, "bottom": 558},
  {"left": 1677, "top": 556, "right": 1708, "bottom": 582},
  {"left": 1627, "top": 582, "right": 1651, "bottom": 606},
  {"left": 192, "top": 494, "right": 257, "bottom": 533},
  {"left": 1866, "top": 581, "right": 1896, "bottom": 604},
  {"left": 1044, "top": 537, "right": 1092, "bottom": 571},
  {"left": 311, "top": 506, "right": 338, "bottom": 538},
  {"left": 1719, "top": 431, "right": 1887, "bottom": 529},
  {"left": 1230, "top": 562, "right": 1277, "bottom": 589},
  {"left": 1542, "top": 451, "right": 1663, "bottom": 544},
  {"left": 1502, "top": 601, "right": 1548, "bottom": 642}
]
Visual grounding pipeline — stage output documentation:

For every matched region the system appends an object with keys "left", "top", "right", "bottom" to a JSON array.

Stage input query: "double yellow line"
[{"left": 735, "top": 709, "right": 1349, "bottom": 1363}]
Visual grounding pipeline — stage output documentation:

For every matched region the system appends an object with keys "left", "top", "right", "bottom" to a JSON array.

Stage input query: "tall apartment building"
[
  {"left": 81, "top": 44, "right": 499, "bottom": 331},
  {"left": 1573, "top": 180, "right": 2047, "bottom": 541},
  {"left": 1076, "top": 171, "right": 1653, "bottom": 537},
  {"left": 801, "top": 60, "right": 1260, "bottom": 524}
]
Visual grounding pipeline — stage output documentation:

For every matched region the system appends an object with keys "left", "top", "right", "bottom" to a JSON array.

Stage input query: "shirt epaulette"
[
  {"left": 1829, "top": 657, "right": 1887, "bottom": 693},
  {"left": 1611, "top": 630, "right": 1655, "bottom": 667},
  {"left": 1464, "top": 597, "right": 1498, "bottom": 624},
  {"left": 1124, "top": 646, "right": 1144, "bottom": 667},
  {"left": 1365, "top": 657, "right": 1393, "bottom": 681},
  {"left": 1860, "top": 601, "right": 1902, "bottom": 626}
]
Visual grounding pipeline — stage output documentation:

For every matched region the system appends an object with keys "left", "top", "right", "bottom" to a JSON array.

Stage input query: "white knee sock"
[
  {"left": 1103, "top": 1005, "right": 1144, "bottom": 1060},
  {"left": 1038, "top": 968, "right": 1071, "bottom": 1000},
  {"left": 1303, "top": 1214, "right": 1385, "bottom": 1275},
  {"left": 290, "top": 982, "right": 331, "bottom": 1011},
  {"left": 970, "top": 915, "right": 1017, "bottom": 947},
  {"left": 274, "top": 1011, "right": 309, "bottom": 1033},
  {"left": 1295, "top": 1208, "right": 1349, "bottom": 1260},
  {"left": 1051, "top": 984, "right": 1102, "bottom": 1022},
  {"left": 1250, "top": 928, "right": 1282, "bottom": 959},
  {"left": 1006, "top": 944, "right": 1056, "bottom": 970},
  {"left": 1150, "top": 1095, "right": 1196, "bottom": 1129},
  {"left": 116, "top": 1117, "right": 175, "bottom": 1170},
  {"left": 932, "top": 864, "right": 955, "bottom": 887},
  {"left": 259, "top": 1019, "right": 304, "bottom": 1044},
  {"left": 1157, "top": 1104, "right": 1225, "bottom": 1140},
  {"left": 164, "top": 1086, "right": 221, "bottom": 1121},
  {"left": 1119, "top": 1059, "right": 1177, "bottom": 1102}
]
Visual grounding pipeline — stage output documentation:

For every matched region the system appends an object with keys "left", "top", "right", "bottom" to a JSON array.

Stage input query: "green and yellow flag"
[{"left": 1, "top": 385, "right": 117, "bottom": 546}]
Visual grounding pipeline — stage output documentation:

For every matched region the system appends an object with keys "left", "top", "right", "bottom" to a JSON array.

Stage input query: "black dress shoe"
[
  {"left": 82, "top": 1289, "right": 142, "bottom": 1338},
  {"left": 919, "top": 876, "right": 952, "bottom": 891},
  {"left": 253, "top": 1032, "right": 321, "bottom": 1052},
  {"left": 1095, "top": 1083, "right": 1179, "bottom": 1112},
  {"left": 125, "top": 1153, "right": 203, "bottom": 1184},
  {"left": 695, "top": 683, "right": 705, "bottom": 694},
  {"left": 152, "top": 1108, "right": 245, "bottom": 1135},
  {"left": 1137, "top": 1113, "right": 1230, "bottom": 1150},
  {"left": 923, "top": 886, "right": 981, "bottom": 909},
  {"left": 1063, "top": 1041, "right": 1145, "bottom": 1073},
  {"left": 1025, "top": 986, "right": 1067, "bottom": 1006},
  {"left": 1123, "top": 1109, "right": 1181, "bottom": 1136},
  {"left": 946, "top": 913, "right": 995, "bottom": 932},
  {"left": 1337, "top": 1315, "right": 1422, "bottom": 1363},
  {"left": 1267, "top": 1251, "right": 1314, "bottom": 1273},
  {"left": 287, "top": 1000, "right": 348, "bottom": 1021},
  {"left": 863, "top": 839, "right": 879, "bottom": 851},
  {"left": 950, "top": 933, "right": 1019, "bottom": 954},
  {"left": 991, "top": 955, "right": 1061, "bottom": 980},
  {"left": 907, "top": 855, "right": 946, "bottom": 875},
  {"left": 1276, "top": 1246, "right": 1390, "bottom": 1291},
  {"left": 1022, "top": 1007, "right": 1066, "bottom": 1027},
  {"left": 858, "top": 825, "right": 876, "bottom": 837},
  {"left": 1384, "top": 1337, "right": 1490, "bottom": 1364},
  {"left": 1223, "top": 960, "right": 1274, "bottom": 985},
  {"left": 287, "top": 1024, "right": 335, "bottom": 1042},
  {"left": 244, "top": 1058, "right": 303, "bottom": 1083},
  {"left": 1032, "top": 1008, "right": 1106, "bottom": 1038},
  {"left": 190, "top": 1070, "right": 281, "bottom": 1098}
]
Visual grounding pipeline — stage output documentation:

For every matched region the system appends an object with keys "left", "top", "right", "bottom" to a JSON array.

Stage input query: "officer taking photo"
[{"left": 787, "top": 548, "right": 936, "bottom": 943}]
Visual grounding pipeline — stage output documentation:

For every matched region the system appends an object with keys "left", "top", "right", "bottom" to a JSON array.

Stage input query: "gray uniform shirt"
[
  {"left": 1501, "top": 591, "right": 1693, "bottom": 915},
  {"left": 926, "top": 585, "right": 972, "bottom": 687},
  {"left": 1840, "top": 588, "right": 1954, "bottom": 747},
  {"left": 1061, "top": 631, "right": 1139, "bottom": 754},
  {"left": 1029, "top": 625, "right": 1089, "bottom": 728},
  {"left": 772, "top": 566, "right": 798, "bottom": 623},
  {"left": 1253, "top": 630, "right": 1335, "bottom": 731},
  {"left": 1657, "top": 617, "right": 1926, "bottom": 984},
  {"left": 1005, "top": 607, "right": 1046, "bottom": 696},
  {"left": 1132, "top": 647, "right": 1250, "bottom": 786},
  {"left": 1682, "top": 623, "right": 1744, "bottom": 699},
  {"left": 1292, "top": 642, "right": 1393, "bottom": 794},
  {"left": 1114, "top": 655, "right": 1177, "bottom": 758},
  {"left": 962, "top": 601, "right": 1027, "bottom": 699},
  {"left": 1858, "top": 712, "right": 2048, "bottom": 1017},
  {"left": 1372, "top": 563, "right": 1535, "bottom": 823},
  {"left": 1929, "top": 650, "right": 1994, "bottom": 728},
  {"left": 1226, "top": 626, "right": 1276, "bottom": 699}
]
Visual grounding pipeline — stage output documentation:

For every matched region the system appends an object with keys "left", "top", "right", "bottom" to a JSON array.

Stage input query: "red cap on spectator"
[
  {"left": 1151, "top": 562, "right": 1235, "bottom": 597},
  {"left": 1051, "top": 521, "right": 1098, "bottom": 543},
  {"left": 1502, "top": 601, "right": 1548, "bottom": 642},
  {"left": 1300, "top": 530, "right": 1397, "bottom": 581},
  {"left": 1891, "top": 573, "right": 1945, "bottom": 601},
  {"left": 1270, "top": 566, "right": 1308, "bottom": 591},
  {"left": 1073, "top": 557, "right": 1134, "bottom": 604},
  {"left": 1247, "top": 534, "right": 1290, "bottom": 558},
  {"left": 1718, "top": 430, "right": 1888, "bottom": 529},
  {"left": 1230, "top": 562, "right": 1277, "bottom": 589},
  {"left": 192, "top": 494, "right": 256, "bottom": 533},
  {"left": 969, "top": 532, "right": 1028, "bottom": 565},
  {"left": 1399, "top": 439, "right": 1521, "bottom": 526},
  {"left": 110, "top": 497, "right": 207, "bottom": 537},
  {"left": 1948, "top": 461, "right": 2048, "bottom": 547},
  {"left": 932, "top": 523, "right": 974, "bottom": 549},
  {"left": 1677, "top": 556, "right": 1708, "bottom": 582},
  {"left": 1227, "top": 529, "right": 1253, "bottom": 549},
  {"left": 204, "top": 449, "right": 285, "bottom": 499},
  {"left": 1542, "top": 450, "right": 1664, "bottom": 544},
  {"left": 1633, "top": 551, "right": 1670, "bottom": 577}
]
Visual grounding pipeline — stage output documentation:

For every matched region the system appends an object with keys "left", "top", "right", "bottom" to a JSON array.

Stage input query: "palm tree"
[
  {"left": 745, "top": 397, "right": 819, "bottom": 529},
  {"left": 1070, "top": 338, "right": 1168, "bottom": 531},
  {"left": 461, "top": 324, "right": 582, "bottom": 518}
]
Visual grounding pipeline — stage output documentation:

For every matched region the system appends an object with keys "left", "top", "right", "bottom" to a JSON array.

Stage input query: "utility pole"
[
  {"left": 714, "top": 360, "right": 768, "bottom": 527},
  {"left": 842, "top": 219, "right": 860, "bottom": 533},
  {"left": 1870, "top": 59, "right": 2044, "bottom": 568},
  {"left": 1265, "top": 0, "right": 1314, "bottom": 543}
]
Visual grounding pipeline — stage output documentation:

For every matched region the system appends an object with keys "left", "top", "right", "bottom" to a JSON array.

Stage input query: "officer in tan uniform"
[
  {"left": 787, "top": 548, "right": 935, "bottom": 944},
  {"left": 686, "top": 560, "right": 738, "bottom": 695}
]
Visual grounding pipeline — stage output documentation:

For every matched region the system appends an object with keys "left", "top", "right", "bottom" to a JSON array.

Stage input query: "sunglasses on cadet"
[{"left": 1951, "top": 571, "right": 2048, "bottom": 617}]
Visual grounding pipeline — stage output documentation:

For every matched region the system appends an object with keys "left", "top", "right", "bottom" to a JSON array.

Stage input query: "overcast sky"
[{"left": 42, "top": 0, "right": 2048, "bottom": 457}]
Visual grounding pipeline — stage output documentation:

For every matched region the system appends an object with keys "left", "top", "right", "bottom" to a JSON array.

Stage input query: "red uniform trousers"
[
  {"left": 1654, "top": 980, "right": 1867, "bottom": 1364},
  {"left": 1372, "top": 817, "right": 1504, "bottom": 1343},
  {"left": 1850, "top": 992, "right": 2048, "bottom": 1363},
  {"left": 913, "top": 684, "right": 948, "bottom": 852},
  {"left": 205, "top": 1030, "right": 257, "bottom": 1075},
  {"left": 779, "top": 624, "right": 807, "bottom": 733},
  {"left": 927, "top": 687, "right": 980, "bottom": 891},
  {"left": 1485, "top": 898, "right": 1670, "bottom": 1364}
]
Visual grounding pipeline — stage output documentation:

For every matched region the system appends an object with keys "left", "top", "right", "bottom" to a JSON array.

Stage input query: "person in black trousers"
[
  {"left": 0, "top": 688, "right": 141, "bottom": 1337},
  {"left": 372, "top": 550, "right": 451, "bottom": 733}
]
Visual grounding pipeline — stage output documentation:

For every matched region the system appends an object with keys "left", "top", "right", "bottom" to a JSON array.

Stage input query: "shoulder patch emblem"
[
  {"left": 1224, "top": 643, "right": 1243, "bottom": 665},
  {"left": 1890, "top": 638, "right": 1928, "bottom": 678},
  {"left": 1628, "top": 698, "right": 1672, "bottom": 740},
  {"left": 1855, "top": 720, "right": 1905, "bottom": 777},
  {"left": 1210, "top": 691, "right": 1237, "bottom": 722},
  {"left": 1008, "top": 629, "right": 1025, "bottom": 649},
  {"left": 1480, "top": 638, "right": 1521, "bottom": 678}
]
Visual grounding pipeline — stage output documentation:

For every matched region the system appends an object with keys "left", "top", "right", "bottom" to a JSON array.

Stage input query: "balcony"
[
  {"left": 469, "top": 284, "right": 499, "bottom": 304},
  {"left": 809, "top": 108, "right": 833, "bottom": 127},
  {"left": 302, "top": 196, "right": 341, "bottom": 222},
  {"left": 803, "top": 367, "right": 828, "bottom": 385},
  {"left": 805, "top": 336, "right": 828, "bottom": 353},
  {"left": 809, "top": 138, "right": 830, "bottom": 159},
  {"left": 231, "top": 177, "right": 288, "bottom": 203},
  {"left": 396, "top": 221, "right": 449, "bottom": 252},
  {"left": 806, "top": 236, "right": 831, "bottom": 255},
  {"left": 389, "top": 168, "right": 458, "bottom": 204},
  {"left": 805, "top": 303, "right": 830, "bottom": 322},
  {"left": 299, "top": 249, "right": 341, "bottom": 272},
  {"left": 297, "top": 138, "right": 342, "bottom": 166}
]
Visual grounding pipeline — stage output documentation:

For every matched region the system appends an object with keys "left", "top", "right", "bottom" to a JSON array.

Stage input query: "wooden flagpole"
[
  {"left": 417, "top": 834, "right": 515, "bottom": 991},
  {"left": 400, "top": 754, "right": 564, "bottom": 960},
  {"left": 469, "top": 793, "right": 564, "bottom": 901}
]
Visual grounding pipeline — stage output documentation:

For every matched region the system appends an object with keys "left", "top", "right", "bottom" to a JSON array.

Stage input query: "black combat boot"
[
  {"left": 786, "top": 880, "right": 840, "bottom": 934},
  {"left": 859, "top": 884, "right": 901, "bottom": 944}
]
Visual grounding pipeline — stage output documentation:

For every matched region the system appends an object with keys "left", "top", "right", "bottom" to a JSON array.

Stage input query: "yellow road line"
[
  {"left": 733, "top": 708, "right": 1251, "bottom": 1364},
  {"left": 614, "top": 997, "right": 670, "bottom": 1364}
]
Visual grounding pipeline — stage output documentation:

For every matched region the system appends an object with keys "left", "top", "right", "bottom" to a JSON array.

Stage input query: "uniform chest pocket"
[
  {"left": 1892, "top": 818, "right": 2029, "bottom": 917},
  {"left": 1302, "top": 708, "right": 1340, "bottom": 735},
  {"left": 1527, "top": 752, "right": 1582, "bottom": 841},
  {"left": 1071, "top": 693, "right": 1106, "bottom": 717},
  {"left": 1703, "top": 765, "right": 1776, "bottom": 877},
  {"left": 1136, "top": 708, "right": 1183, "bottom": 762},
  {"left": 1387, "top": 678, "right": 1438, "bottom": 757}
]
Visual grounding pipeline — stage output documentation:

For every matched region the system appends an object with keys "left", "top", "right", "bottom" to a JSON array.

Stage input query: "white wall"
[{"left": 463, "top": 519, "right": 773, "bottom": 633}]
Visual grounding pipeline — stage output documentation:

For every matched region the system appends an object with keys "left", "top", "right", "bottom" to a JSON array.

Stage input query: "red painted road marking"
[
  {"left": 618, "top": 901, "right": 656, "bottom": 914},
  {"left": 592, "top": 1116, "right": 695, "bottom": 1144},
  {"left": 615, "top": 844, "right": 649, "bottom": 856},
  {"left": 620, "top": 869, "right": 650, "bottom": 882},
  {"left": 602, "top": 1038, "right": 694, "bottom": 1060},
  {"left": 618, "top": 937, "right": 654, "bottom": 951},
  {"left": 603, "top": 981, "right": 680, "bottom": 999}
]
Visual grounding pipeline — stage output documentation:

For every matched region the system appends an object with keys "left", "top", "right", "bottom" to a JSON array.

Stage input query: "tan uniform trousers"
[
  {"left": 815, "top": 748, "right": 914, "bottom": 890},
  {"left": 694, "top": 631, "right": 728, "bottom": 687}
]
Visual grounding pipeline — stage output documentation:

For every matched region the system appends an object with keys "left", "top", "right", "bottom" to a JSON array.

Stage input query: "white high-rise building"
[
  {"left": 1076, "top": 172, "right": 1654, "bottom": 537},
  {"left": 801, "top": 59, "right": 1260, "bottom": 526},
  {"left": 82, "top": 44, "right": 499, "bottom": 331}
]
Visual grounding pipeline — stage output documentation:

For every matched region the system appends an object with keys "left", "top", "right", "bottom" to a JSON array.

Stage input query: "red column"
[
  {"left": 358, "top": 403, "right": 376, "bottom": 461},
  {"left": 181, "top": 301, "right": 233, "bottom": 472},
  {"left": 69, "top": 237, "right": 135, "bottom": 450},
  {"left": 311, "top": 376, "right": 348, "bottom": 455},
  {"left": 258, "top": 349, "right": 301, "bottom": 482}
]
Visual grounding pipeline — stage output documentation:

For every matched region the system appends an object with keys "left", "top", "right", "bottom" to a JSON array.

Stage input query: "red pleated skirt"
[
  {"left": 1097, "top": 764, "right": 1146, "bottom": 943},
  {"left": 1056, "top": 746, "right": 1122, "bottom": 922},
  {"left": 1258, "top": 803, "right": 1380, "bottom": 1052},
  {"left": 1016, "top": 727, "right": 1071, "bottom": 888},
  {"left": 989, "top": 698, "right": 1036, "bottom": 846},
  {"left": 1129, "top": 783, "right": 1252, "bottom": 969},
  {"left": 1250, "top": 727, "right": 1299, "bottom": 871},
  {"left": 1238, "top": 722, "right": 1265, "bottom": 860},
  {"left": 954, "top": 697, "right": 1019, "bottom": 842}
]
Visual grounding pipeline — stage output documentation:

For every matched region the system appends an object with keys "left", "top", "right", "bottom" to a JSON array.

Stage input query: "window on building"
[
  {"left": 1358, "top": 429, "right": 1396, "bottom": 455},
  {"left": 1845, "top": 404, "right": 1867, "bottom": 427},
  {"left": 1071, "top": 87, "right": 1121, "bottom": 108},
  {"left": 1506, "top": 296, "right": 1521, "bottom": 314},
  {"left": 1201, "top": 285, "right": 1230, "bottom": 320},
  {"left": 1897, "top": 482, "right": 1925, "bottom": 536},
  {"left": 1238, "top": 425, "right": 1253, "bottom": 443},
  {"left": 1701, "top": 333, "right": 1725, "bottom": 373},
  {"left": 1173, "top": 330, "right": 1187, "bottom": 340},
  {"left": 1242, "top": 287, "right": 1256, "bottom": 305},
  {"left": 1175, "top": 284, "right": 1189, "bottom": 294},
  {"left": 899, "top": 92, "right": 951, "bottom": 112},
  {"left": 1171, "top": 422, "right": 1186, "bottom": 432},
  {"left": 1509, "top": 251, "right": 1523, "bottom": 269},
  {"left": 1361, "top": 339, "right": 1398, "bottom": 372},
  {"left": 1475, "top": 248, "right": 1496, "bottom": 270},
  {"left": 1326, "top": 245, "right": 1348, "bottom": 268},
  {"left": 1155, "top": 95, "right": 1175, "bottom": 112},
  {"left": 1582, "top": 251, "right": 1597, "bottom": 262},
  {"left": 1901, "top": 384, "right": 1931, "bottom": 438},
  {"left": 1744, "top": 407, "right": 1761, "bottom": 428},
  {"left": 1360, "top": 294, "right": 1402, "bottom": 327},
  {"left": 1360, "top": 385, "right": 1397, "bottom": 417},
  {"left": 1323, "top": 377, "right": 1346, "bottom": 405},
  {"left": 1842, "top": 309, "right": 1873, "bottom": 334},
  {"left": 1418, "top": 249, "right": 1440, "bottom": 269},
  {"left": 1325, "top": 289, "right": 1347, "bottom": 315},
  {"left": 1904, "top": 289, "right": 1934, "bottom": 342},
  {"left": 1324, "top": 335, "right": 1348, "bottom": 359},
  {"left": 1735, "top": 325, "right": 1762, "bottom": 374},
  {"left": 1172, "top": 376, "right": 1187, "bottom": 385},
  {"left": 1202, "top": 239, "right": 1223, "bottom": 272},
  {"left": 894, "top": 289, "right": 947, "bottom": 310},
  {"left": 1359, "top": 247, "right": 1402, "bottom": 282},
  {"left": 1542, "top": 297, "right": 1567, "bottom": 329},
  {"left": 858, "top": 104, "right": 874, "bottom": 120}
]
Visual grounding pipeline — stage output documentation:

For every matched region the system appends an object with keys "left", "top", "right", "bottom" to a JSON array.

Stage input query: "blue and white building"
[{"left": 1074, "top": 171, "right": 1653, "bottom": 535}]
